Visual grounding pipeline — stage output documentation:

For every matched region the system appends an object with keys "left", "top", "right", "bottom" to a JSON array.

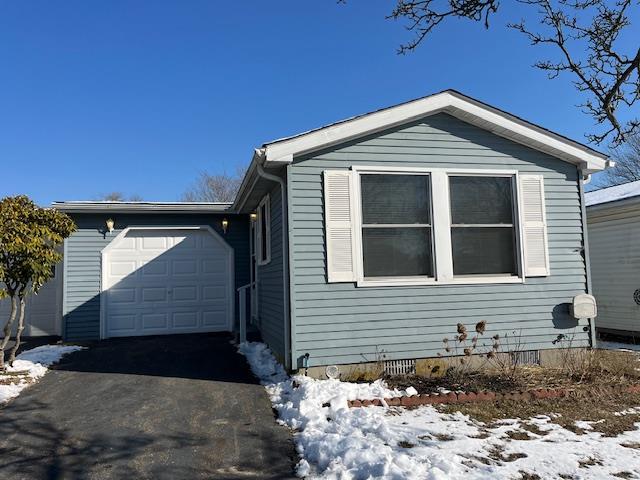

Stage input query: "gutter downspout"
[
  {"left": 579, "top": 172, "right": 596, "bottom": 348},
  {"left": 256, "top": 163, "right": 292, "bottom": 370}
]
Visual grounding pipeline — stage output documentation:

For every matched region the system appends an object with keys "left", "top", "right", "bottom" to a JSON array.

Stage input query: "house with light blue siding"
[{"left": 14, "top": 90, "right": 611, "bottom": 372}]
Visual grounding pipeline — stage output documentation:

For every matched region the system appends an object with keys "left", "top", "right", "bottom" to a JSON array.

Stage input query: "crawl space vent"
[
  {"left": 510, "top": 350, "right": 541, "bottom": 366},
  {"left": 384, "top": 359, "right": 416, "bottom": 376}
]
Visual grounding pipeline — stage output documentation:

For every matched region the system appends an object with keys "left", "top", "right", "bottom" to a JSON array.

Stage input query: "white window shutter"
[
  {"left": 520, "top": 174, "right": 550, "bottom": 277},
  {"left": 324, "top": 170, "right": 357, "bottom": 282}
]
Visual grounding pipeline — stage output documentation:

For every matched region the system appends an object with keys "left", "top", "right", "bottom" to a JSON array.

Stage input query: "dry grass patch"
[
  {"left": 518, "top": 471, "right": 541, "bottom": 480},
  {"left": 387, "top": 349, "right": 640, "bottom": 395},
  {"left": 397, "top": 440, "right": 415, "bottom": 448},
  {"left": 621, "top": 442, "right": 640, "bottom": 449},
  {"left": 505, "top": 430, "right": 534, "bottom": 441},
  {"left": 438, "top": 392, "right": 640, "bottom": 437},
  {"left": 578, "top": 455, "right": 604, "bottom": 468},
  {"left": 519, "top": 422, "right": 549, "bottom": 437},
  {"left": 612, "top": 472, "right": 635, "bottom": 479},
  {"left": 486, "top": 444, "right": 527, "bottom": 462},
  {"left": 0, "top": 372, "right": 31, "bottom": 386},
  {"left": 432, "top": 432, "right": 455, "bottom": 441}
]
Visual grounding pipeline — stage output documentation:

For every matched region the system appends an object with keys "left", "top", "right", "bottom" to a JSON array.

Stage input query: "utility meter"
[{"left": 571, "top": 294, "right": 597, "bottom": 319}]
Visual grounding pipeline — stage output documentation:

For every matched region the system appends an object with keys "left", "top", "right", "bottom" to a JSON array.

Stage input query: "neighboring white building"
[
  {"left": 586, "top": 180, "right": 640, "bottom": 335},
  {"left": 0, "top": 261, "right": 63, "bottom": 337}
]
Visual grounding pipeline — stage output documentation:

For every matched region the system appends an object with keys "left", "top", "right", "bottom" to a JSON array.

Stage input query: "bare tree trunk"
[
  {"left": 0, "top": 295, "right": 18, "bottom": 372},
  {"left": 8, "top": 293, "right": 27, "bottom": 367}
]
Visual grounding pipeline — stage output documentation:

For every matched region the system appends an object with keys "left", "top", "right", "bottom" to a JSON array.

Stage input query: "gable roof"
[
  {"left": 257, "top": 90, "right": 610, "bottom": 174},
  {"left": 585, "top": 180, "right": 640, "bottom": 208}
]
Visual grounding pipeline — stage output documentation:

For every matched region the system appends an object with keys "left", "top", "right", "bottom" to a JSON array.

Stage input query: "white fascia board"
[
  {"left": 53, "top": 202, "right": 233, "bottom": 213},
  {"left": 444, "top": 97, "right": 607, "bottom": 172},
  {"left": 263, "top": 91, "right": 608, "bottom": 172},
  {"left": 231, "top": 154, "right": 261, "bottom": 212}
]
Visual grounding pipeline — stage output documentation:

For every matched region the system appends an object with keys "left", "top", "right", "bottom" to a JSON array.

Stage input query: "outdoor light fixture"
[
  {"left": 250, "top": 212, "right": 257, "bottom": 222},
  {"left": 105, "top": 218, "right": 115, "bottom": 233},
  {"left": 222, "top": 218, "right": 229, "bottom": 234}
]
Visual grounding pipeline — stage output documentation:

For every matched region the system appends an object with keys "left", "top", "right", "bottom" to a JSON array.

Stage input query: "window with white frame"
[
  {"left": 256, "top": 195, "right": 271, "bottom": 265},
  {"left": 449, "top": 175, "right": 518, "bottom": 277},
  {"left": 360, "top": 174, "right": 434, "bottom": 278},
  {"left": 323, "top": 168, "right": 548, "bottom": 286}
]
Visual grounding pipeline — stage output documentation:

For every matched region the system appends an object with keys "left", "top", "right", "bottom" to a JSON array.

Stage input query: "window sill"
[
  {"left": 445, "top": 276, "right": 524, "bottom": 285},
  {"left": 257, "top": 259, "right": 271, "bottom": 267},
  {"left": 357, "top": 277, "right": 437, "bottom": 287},
  {"left": 356, "top": 276, "right": 523, "bottom": 287}
]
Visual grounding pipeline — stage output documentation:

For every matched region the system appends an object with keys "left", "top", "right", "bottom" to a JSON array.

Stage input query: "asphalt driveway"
[{"left": 0, "top": 333, "right": 295, "bottom": 479}]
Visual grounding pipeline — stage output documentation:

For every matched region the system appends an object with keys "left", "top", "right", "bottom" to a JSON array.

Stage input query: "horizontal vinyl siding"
[
  {"left": 588, "top": 207, "right": 640, "bottom": 332},
  {"left": 288, "top": 113, "right": 589, "bottom": 368},
  {"left": 63, "top": 213, "right": 249, "bottom": 341},
  {"left": 257, "top": 183, "right": 286, "bottom": 360}
]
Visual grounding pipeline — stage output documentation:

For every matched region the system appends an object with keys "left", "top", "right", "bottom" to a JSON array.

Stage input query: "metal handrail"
[{"left": 237, "top": 283, "right": 251, "bottom": 343}]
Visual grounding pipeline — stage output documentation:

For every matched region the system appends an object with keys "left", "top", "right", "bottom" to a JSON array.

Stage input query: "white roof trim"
[
  {"left": 262, "top": 91, "right": 609, "bottom": 173},
  {"left": 52, "top": 201, "right": 233, "bottom": 213}
]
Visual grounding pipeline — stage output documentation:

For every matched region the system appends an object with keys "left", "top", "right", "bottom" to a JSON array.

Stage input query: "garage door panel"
[
  {"left": 142, "top": 287, "right": 168, "bottom": 303},
  {"left": 141, "top": 260, "right": 169, "bottom": 277},
  {"left": 172, "top": 286, "right": 198, "bottom": 301},
  {"left": 202, "top": 285, "right": 227, "bottom": 301},
  {"left": 172, "top": 259, "right": 198, "bottom": 275},
  {"left": 109, "top": 314, "right": 137, "bottom": 333},
  {"left": 141, "top": 313, "right": 168, "bottom": 330},
  {"left": 104, "top": 228, "right": 232, "bottom": 338},
  {"left": 202, "top": 311, "right": 227, "bottom": 327},
  {"left": 110, "top": 261, "right": 137, "bottom": 278},
  {"left": 173, "top": 312, "right": 198, "bottom": 328},
  {"left": 141, "top": 236, "right": 168, "bottom": 251},
  {"left": 109, "top": 288, "right": 137, "bottom": 304}
]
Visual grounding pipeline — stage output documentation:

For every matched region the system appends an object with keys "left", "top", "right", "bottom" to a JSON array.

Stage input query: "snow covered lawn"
[
  {"left": 240, "top": 342, "right": 640, "bottom": 479},
  {"left": 0, "top": 344, "right": 84, "bottom": 404}
]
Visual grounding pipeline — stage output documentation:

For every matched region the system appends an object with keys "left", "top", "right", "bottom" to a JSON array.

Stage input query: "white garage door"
[{"left": 103, "top": 228, "right": 233, "bottom": 338}]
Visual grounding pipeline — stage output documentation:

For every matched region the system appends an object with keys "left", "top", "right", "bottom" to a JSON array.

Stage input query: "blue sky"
[{"left": 0, "top": 1, "right": 632, "bottom": 204}]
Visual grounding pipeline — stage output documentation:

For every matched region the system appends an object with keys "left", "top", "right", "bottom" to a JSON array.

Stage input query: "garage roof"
[{"left": 52, "top": 201, "right": 233, "bottom": 213}]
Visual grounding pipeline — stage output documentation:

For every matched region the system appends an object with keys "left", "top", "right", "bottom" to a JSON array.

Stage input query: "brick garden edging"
[{"left": 348, "top": 384, "right": 640, "bottom": 408}]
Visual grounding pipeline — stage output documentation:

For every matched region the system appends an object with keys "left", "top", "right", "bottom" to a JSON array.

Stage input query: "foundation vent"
[
  {"left": 384, "top": 359, "right": 416, "bottom": 376},
  {"left": 510, "top": 350, "right": 541, "bottom": 366}
]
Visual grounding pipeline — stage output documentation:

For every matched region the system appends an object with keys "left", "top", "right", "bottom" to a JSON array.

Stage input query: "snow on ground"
[
  {"left": 240, "top": 342, "right": 640, "bottom": 479},
  {"left": 0, "top": 344, "right": 84, "bottom": 404}
]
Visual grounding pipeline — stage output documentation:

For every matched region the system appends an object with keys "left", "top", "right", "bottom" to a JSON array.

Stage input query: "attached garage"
[
  {"left": 52, "top": 203, "right": 250, "bottom": 342},
  {"left": 101, "top": 227, "right": 234, "bottom": 338}
]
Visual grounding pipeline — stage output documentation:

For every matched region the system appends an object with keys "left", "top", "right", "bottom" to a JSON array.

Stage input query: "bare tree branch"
[
  {"left": 387, "top": 0, "right": 500, "bottom": 53},
  {"left": 594, "top": 131, "right": 640, "bottom": 187},
  {"left": 95, "top": 192, "right": 144, "bottom": 201},
  {"left": 355, "top": 0, "right": 640, "bottom": 146},
  {"left": 182, "top": 166, "right": 247, "bottom": 203},
  {"left": 510, "top": 0, "right": 640, "bottom": 146}
]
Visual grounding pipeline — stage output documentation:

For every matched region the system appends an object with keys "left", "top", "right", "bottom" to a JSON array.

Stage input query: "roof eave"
[
  {"left": 52, "top": 202, "right": 234, "bottom": 214},
  {"left": 262, "top": 91, "right": 609, "bottom": 173}
]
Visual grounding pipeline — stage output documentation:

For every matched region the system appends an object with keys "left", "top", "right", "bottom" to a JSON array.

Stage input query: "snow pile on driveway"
[
  {"left": 240, "top": 342, "right": 640, "bottom": 479},
  {"left": 0, "top": 344, "right": 84, "bottom": 404}
]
